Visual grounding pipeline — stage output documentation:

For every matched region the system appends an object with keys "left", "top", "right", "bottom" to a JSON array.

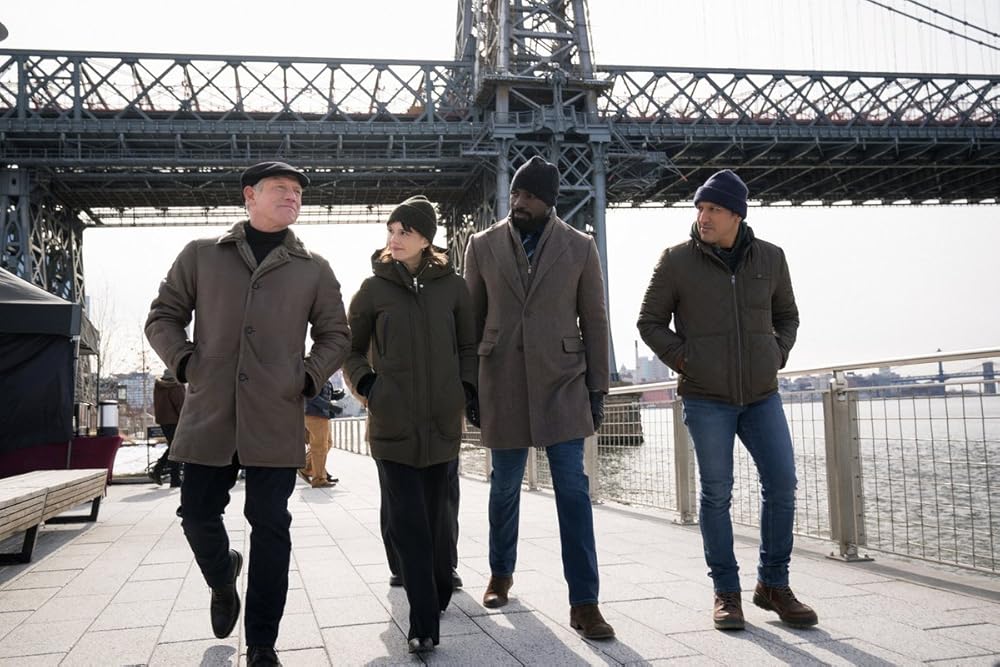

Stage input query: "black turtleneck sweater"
[{"left": 244, "top": 222, "right": 288, "bottom": 266}]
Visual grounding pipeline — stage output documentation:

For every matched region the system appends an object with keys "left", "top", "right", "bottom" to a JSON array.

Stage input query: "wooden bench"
[{"left": 0, "top": 469, "right": 108, "bottom": 564}]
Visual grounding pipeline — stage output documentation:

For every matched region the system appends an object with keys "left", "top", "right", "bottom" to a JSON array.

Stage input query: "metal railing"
[{"left": 331, "top": 348, "right": 1000, "bottom": 573}]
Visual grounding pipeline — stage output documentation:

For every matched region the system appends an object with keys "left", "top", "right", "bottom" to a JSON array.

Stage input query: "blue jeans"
[
  {"left": 488, "top": 439, "right": 599, "bottom": 606},
  {"left": 682, "top": 392, "right": 797, "bottom": 593}
]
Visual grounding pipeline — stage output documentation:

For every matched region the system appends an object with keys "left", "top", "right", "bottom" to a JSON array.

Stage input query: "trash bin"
[{"left": 97, "top": 400, "right": 119, "bottom": 437}]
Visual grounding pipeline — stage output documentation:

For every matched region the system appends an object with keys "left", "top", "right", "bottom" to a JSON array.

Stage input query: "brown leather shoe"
[
  {"left": 482, "top": 575, "right": 513, "bottom": 608},
  {"left": 713, "top": 591, "right": 745, "bottom": 630},
  {"left": 570, "top": 603, "right": 615, "bottom": 639},
  {"left": 753, "top": 582, "right": 818, "bottom": 628}
]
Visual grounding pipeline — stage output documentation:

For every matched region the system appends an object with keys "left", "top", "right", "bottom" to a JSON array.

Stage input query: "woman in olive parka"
[{"left": 344, "top": 195, "right": 477, "bottom": 654}]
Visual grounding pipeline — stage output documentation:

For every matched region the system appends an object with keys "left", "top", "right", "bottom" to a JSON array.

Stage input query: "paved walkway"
[{"left": 1, "top": 448, "right": 999, "bottom": 666}]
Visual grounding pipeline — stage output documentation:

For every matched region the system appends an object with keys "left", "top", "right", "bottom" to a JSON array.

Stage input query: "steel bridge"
[{"left": 1, "top": 1, "right": 998, "bottom": 330}]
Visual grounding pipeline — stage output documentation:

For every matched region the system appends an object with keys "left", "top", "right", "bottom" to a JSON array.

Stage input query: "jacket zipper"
[{"left": 731, "top": 273, "right": 744, "bottom": 405}]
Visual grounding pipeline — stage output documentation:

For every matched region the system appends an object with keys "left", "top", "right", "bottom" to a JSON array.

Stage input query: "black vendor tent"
[{"left": 0, "top": 268, "right": 96, "bottom": 453}]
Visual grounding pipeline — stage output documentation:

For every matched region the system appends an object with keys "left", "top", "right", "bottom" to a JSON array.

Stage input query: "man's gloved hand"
[
  {"left": 589, "top": 391, "right": 606, "bottom": 431},
  {"left": 329, "top": 403, "right": 344, "bottom": 417},
  {"left": 330, "top": 387, "right": 346, "bottom": 401},
  {"left": 463, "top": 382, "right": 480, "bottom": 428},
  {"left": 356, "top": 373, "right": 376, "bottom": 398},
  {"left": 303, "top": 374, "right": 315, "bottom": 397}
]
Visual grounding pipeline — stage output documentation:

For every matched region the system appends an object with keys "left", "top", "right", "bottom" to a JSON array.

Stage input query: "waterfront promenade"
[{"left": 1, "top": 448, "right": 999, "bottom": 665}]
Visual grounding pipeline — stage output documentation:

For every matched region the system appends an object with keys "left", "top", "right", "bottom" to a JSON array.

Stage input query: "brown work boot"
[
  {"left": 713, "top": 591, "right": 745, "bottom": 630},
  {"left": 753, "top": 582, "right": 818, "bottom": 628},
  {"left": 482, "top": 575, "right": 513, "bottom": 608},
  {"left": 570, "top": 603, "right": 616, "bottom": 639}
]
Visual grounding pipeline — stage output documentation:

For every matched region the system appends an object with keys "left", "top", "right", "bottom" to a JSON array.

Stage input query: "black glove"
[
  {"left": 463, "top": 382, "right": 480, "bottom": 428},
  {"left": 303, "top": 374, "right": 315, "bottom": 397},
  {"left": 329, "top": 403, "right": 344, "bottom": 417},
  {"left": 176, "top": 354, "right": 191, "bottom": 384},
  {"left": 356, "top": 373, "right": 376, "bottom": 398},
  {"left": 589, "top": 391, "right": 605, "bottom": 430},
  {"left": 330, "top": 387, "right": 346, "bottom": 401}
]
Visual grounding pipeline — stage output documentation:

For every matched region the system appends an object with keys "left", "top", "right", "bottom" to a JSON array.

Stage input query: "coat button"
[
  {"left": 238, "top": 373, "right": 248, "bottom": 382},
  {"left": 245, "top": 326, "right": 255, "bottom": 335}
]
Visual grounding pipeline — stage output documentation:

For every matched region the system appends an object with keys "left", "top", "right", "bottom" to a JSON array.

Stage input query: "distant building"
[
  {"left": 635, "top": 354, "right": 673, "bottom": 383},
  {"left": 113, "top": 371, "right": 156, "bottom": 411}
]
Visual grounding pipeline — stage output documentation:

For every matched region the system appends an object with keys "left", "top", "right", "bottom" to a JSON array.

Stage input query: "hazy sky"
[{"left": 2, "top": 1, "right": 998, "bottom": 373}]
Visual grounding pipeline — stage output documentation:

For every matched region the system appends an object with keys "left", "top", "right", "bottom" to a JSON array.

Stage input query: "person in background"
[
  {"left": 300, "top": 379, "right": 345, "bottom": 488},
  {"left": 637, "top": 169, "right": 817, "bottom": 631},
  {"left": 151, "top": 368, "right": 185, "bottom": 487},
  {"left": 145, "top": 161, "right": 351, "bottom": 667},
  {"left": 345, "top": 195, "right": 477, "bottom": 654},
  {"left": 463, "top": 156, "right": 615, "bottom": 640}
]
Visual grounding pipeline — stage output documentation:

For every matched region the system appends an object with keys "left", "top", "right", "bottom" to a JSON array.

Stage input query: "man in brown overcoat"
[
  {"left": 145, "top": 161, "right": 350, "bottom": 667},
  {"left": 463, "top": 156, "right": 615, "bottom": 640}
]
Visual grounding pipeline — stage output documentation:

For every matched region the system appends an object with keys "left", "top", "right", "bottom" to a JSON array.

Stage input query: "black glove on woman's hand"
[{"left": 463, "top": 382, "right": 481, "bottom": 428}]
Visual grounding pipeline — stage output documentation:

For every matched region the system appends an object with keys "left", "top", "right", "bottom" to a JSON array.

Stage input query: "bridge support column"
[{"left": 0, "top": 168, "right": 86, "bottom": 303}]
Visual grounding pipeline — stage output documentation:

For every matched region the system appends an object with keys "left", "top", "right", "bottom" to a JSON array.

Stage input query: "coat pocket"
[
  {"left": 367, "top": 374, "right": 408, "bottom": 441},
  {"left": 562, "top": 336, "right": 585, "bottom": 353}
]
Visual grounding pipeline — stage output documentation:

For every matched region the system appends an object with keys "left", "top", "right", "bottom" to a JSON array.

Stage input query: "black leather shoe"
[
  {"left": 407, "top": 637, "right": 435, "bottom": 653},
  {"left": 389, "top": 573, "right": 403, "bottom": 587},
  {"left": 451, "top": 569, "right": 463, "bottom": 589},
  {"left": 210, "top": 550, "right": 243, "bottom": 639},
  {"left": 247, "top": 645, "right": 282, "bottom": 666}
]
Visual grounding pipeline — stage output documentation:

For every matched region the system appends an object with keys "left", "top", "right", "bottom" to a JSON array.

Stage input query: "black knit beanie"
[
  {"left": 693, "top": 169, "right": 748, "bottom": 220},
  {"left": 388, "top": 195, "right": 437, "bottom": 243},
  {"left": 510, "top": 156, "right": 560, "bottom": 207}
]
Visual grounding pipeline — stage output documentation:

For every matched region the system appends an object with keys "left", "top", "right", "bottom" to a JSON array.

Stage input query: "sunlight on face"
[{"left": 386, "top": 221, "right": 429, "bottom": 269}]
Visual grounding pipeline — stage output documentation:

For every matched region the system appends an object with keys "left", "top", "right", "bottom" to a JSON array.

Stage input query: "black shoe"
[
  {"left": 148, "top": 466, "right": 163, "bottom": 486},
  {"left": 247, "top": 645, "right": 282, "bottom": 666},
  {"left": 451, "top": 569, "right": 463, "bottom": 589},
  {"left": 407, "top": 637, "right": 435, "bottom": 654},
  {"left": 210, "top": 550, "right": 243, "bottom": 639},
  {"left": 175, "top": 505, "right": 183, "bottom": 518},
  {"left": 389, "top": 573, "right": 403, "bottom": 587}
]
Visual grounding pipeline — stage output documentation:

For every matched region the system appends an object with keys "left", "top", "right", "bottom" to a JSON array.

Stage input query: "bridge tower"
[{"left": 453, "top": 0, "right": 617, "bottom": 373}]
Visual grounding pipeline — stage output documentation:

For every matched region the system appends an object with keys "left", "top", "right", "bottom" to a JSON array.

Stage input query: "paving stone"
[
  {"left": 275, "top": 612, "right": 325, "bottom": 650},
  {"left": 112, "top": 577, "right": 183, "bottom": 603},
  {"left": 0, "top": 587, "right": 59, "bottom": 613},
  {"left": 0, "top": 654, "right": 64, "bottom": 666},
  {"left": 0, "top": 619, "right": 90, "bottom": 657},
  {"left": 4, "top": 569, "right": 78, "bottom": 590},
  {"left": 822, "top": 615, "right": 982, "bottom": 661},
  {"left": 313, "top": 594, "right": 392, "bottom": 628},
  {"left": 269, "top": 647, "right": 332, "bottom": 666},
  {"left": 0, "top": 611, "right": 30, "bottom": 641},
  {"left": 129, "top": 560, "right": 191, "bottom": 581},
  {"left": 473, "top": 610, "right": 610, "bottom": 665},
  {"left": 929, "top": 622, "right": 1000, "bottom": 653},
  {"left": 671, "top": 628, "right": 824, "bottom": 665},
  {"left": 148, "top": 639, "right": 239, "bottom": 666},
  {"left": 26, "top": 592, "right": 112, "bottom": 624},
  {"left": 319, "top": 622, "right": 420, "bottom": 666},
  {"left": 91, "top": 598, "right": 174, "bottom": 631},
  {"left": 159, "top": 607, "right": 218, "bottom": 643},
  {"left": 792, "top": 637, "right": 923, "bottom": 666},
  {"left": 61, "top": 626, "right": 160, "bottom": 666}
]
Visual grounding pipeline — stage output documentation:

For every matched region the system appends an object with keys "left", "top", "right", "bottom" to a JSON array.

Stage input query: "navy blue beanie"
[{"left": 694, "top": 170, "right": 748, "bottom": 220}]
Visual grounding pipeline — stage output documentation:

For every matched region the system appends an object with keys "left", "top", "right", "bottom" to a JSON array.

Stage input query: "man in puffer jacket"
[{"left": 637, "top": 169, "right": 817, "bottom": 632}]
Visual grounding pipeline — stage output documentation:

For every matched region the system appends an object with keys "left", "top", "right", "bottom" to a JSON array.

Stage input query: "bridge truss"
[{"left": 1, "top": 0, "right": 998, "bottom": 366}]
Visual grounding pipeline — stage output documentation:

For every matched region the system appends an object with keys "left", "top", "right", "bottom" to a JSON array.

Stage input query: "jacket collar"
[{"left": 217, "top": 221, "right": 312, "bottom": 260}]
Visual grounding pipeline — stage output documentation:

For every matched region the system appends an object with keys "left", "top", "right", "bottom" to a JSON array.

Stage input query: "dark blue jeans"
[
  {"left": 180, "top": 457, "right": 296, "bottom": 647},
  {"left": 489, "top": 439, "right": 599, "bottom": 606},
  {"left": 682, "top": 392, "right": 797, "bottom": 593}
]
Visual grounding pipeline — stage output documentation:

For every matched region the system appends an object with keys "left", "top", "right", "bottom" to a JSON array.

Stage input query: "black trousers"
[
  {"left": 180, "top": 455, "right": 296, "bottom": 647},
  {"left": 382, "top": 457, "right": 459, "bottom": 575},
  {"left": 156, "top": 423, "right": 183, "bottom": 486},
  {"left": 376, "top": 458, "right": 454, "bottom": 643}
]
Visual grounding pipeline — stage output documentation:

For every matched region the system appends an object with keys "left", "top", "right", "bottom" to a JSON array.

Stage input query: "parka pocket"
[
  {"left": 748, "top": 333, "right": 781, "bottom": 396},
  {"left": 562, "top": 336, "right": 585, "bottom": 353},
  {"left": 367, "top": 374, "right": 408, "bottom": 441}
]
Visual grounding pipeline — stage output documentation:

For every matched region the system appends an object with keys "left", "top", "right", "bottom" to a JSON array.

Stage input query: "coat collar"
[
  {"left": 217, "top": 221, "right": 312, "bottom": 260},
  {"left": 487, "top": 210, "right": 569, "bottom": 304}
]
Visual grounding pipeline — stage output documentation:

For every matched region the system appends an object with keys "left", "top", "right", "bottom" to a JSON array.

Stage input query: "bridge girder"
[{"left": 0, "top": 1, "right": 997, "bottom": 313}]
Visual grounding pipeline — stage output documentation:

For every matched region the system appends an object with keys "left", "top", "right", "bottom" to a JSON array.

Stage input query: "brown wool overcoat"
[
  {"left": 145, "top": 222, "right": 350, "bottom": 467},
  {"left": 463, "top": 214, "right": 610, "bottom": 449}
]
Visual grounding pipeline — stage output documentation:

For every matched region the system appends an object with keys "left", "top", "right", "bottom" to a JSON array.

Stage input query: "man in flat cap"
[
  {"left": 146, "top": 161, "right": 350, "bottom": 666},
  {"left": 637, "top": 170, "right": 815, "bottom": 632},
  {"left": 463, "top": 156, "right": 615, "bottom": 639}
]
